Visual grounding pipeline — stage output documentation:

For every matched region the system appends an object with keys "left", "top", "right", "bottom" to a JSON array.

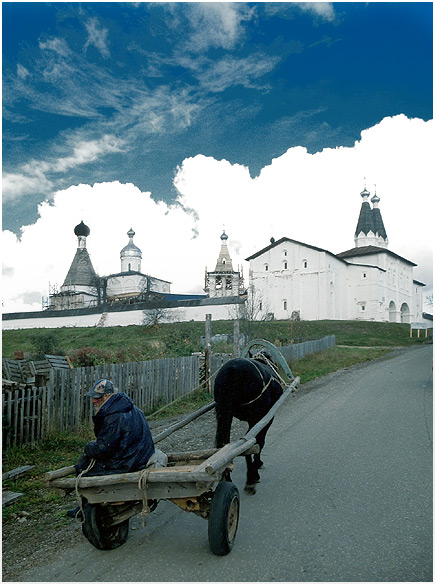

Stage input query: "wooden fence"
[
  {"left": 2, "top": 356, "right": 201, "bottom": 449},
  {"left": 2, "top": 336, "right": 335, "bottom": 449}
]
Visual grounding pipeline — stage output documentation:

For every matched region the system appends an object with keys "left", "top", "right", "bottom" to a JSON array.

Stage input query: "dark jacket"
[{"left": 76, "top": 392, "right": 155, "bottom": 476}]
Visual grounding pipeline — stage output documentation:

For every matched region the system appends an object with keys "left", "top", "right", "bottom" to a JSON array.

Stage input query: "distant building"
[
  {"left": 204, "top": 231, "right": 245, "bottom": 298},
  {"left": 246, "top": 188, "right": 426, "bottom": 323},
  {"left": 49, "top": 223, "right": 170, "bottom": 310}
]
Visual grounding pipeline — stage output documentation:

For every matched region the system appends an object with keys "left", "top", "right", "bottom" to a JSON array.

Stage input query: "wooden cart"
[{"left": 45, "top": 342, "right": 299, "bottom": 556}]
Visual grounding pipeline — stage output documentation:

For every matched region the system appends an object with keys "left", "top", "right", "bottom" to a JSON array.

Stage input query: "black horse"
[{"left": 214, "top": 353, "right": 283, "bottom": 493}]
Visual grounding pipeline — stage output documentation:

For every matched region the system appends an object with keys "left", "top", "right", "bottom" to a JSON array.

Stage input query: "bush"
[
  {"left": 31, "top": 332, "right": 63, "bottom": 359},
  {"left": 68, "top": 347, "right": 117, "bottom": 367}
]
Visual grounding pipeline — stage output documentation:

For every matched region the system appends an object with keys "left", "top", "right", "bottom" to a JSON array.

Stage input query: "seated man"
[
  {"left": 68, "top": 379, "right": 161, "bottom": 518},
  {"left": 75, "top": 378, "right": 155, "bottom": 476}
]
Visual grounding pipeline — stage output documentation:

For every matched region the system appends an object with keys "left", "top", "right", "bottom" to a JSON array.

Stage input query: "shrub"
[{"left": 68, "top": 347, "right": 117, "bottom": 367}]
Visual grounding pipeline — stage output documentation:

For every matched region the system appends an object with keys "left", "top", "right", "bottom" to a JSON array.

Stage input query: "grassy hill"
[{"left": 2, "top": 319, "right": 431, "bottom": 366}]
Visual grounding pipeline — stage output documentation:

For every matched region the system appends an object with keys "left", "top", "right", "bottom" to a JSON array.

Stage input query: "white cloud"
[
  {"left": 184, "top": 3, "right": 254, "bottom": 52},
  {"left": 2, "top": 135, "right": 124, "bottom": 202},
  {"left": 295, "top": 2, "right": 336, "bottom": 22},
  {"left": 83, "top": 18, "right": 110, "bottom": 58},
  {"left": 195, "top": 54, "right": 280, "bottom": 93},
  {"left": 17, "top": 64, "right": 30, "bottom": 79},
  {"left": 2, "top": 116, "right": 433, "bottom": 314}
]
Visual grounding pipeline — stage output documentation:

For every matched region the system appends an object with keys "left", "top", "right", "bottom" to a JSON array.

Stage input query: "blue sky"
[{"left": 2, "top": 2, "right": 434, "bottom": 313}]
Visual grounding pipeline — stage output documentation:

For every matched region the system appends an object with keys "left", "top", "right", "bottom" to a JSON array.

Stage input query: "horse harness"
[{"left": 239, "top": 357, "right": 282, "bottom": 406}]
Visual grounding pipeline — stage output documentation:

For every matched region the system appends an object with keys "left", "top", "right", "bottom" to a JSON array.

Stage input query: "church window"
[
  {"left": 259, "top": 302, "right": 263, "bottom": 311},
  {"left": 303, "top": 260, "right": 308, "bottom": 269},
  {"left": 216, "top": 276, "right": 222, "bottom": 289},
  {"left": 222, "top": 258, "right": 226, "bottom": 265},
  {"left": 283, "top": 250, "right": 287, "bottom": 256},
  {"left": 128, "top": 263, "right": 131, "bottom": 271},
  {"left": 284, "top": 262, "right": 288, "bottom": 270},
  {"left": 226, "top": 277, "right": 232, "bottom": 290},
  {"left": 283, "top": 300, "right": 287, "bottom": 310},
  {"left": 265, "top": 264, "right": 269, "bottom": 271},
  {"left": 361, "top": 305, "right": 366, "bottom": 311},
  {"left": 362, "top": 272, "right": 367, "bottom": 279}
]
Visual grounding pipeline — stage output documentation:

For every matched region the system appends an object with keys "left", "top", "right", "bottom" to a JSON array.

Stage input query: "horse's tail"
[
  {"left": 215, "top": 401, "right": 233, "bottom": 448},
  {"left": 214, "top": 361, "right": 240, "bottom": 448}
]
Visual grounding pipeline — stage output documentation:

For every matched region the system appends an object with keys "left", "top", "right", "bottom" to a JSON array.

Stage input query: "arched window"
[
  {"left": 401, "top": 303, "right": 410, "bottom": 324},
  {"left": 283, "top": 300, "right": 287, "bottom": 311},
  {"left": 265, "top": 264, "right": 269, "bottom": 272},
  {"left": 302, "top": 260, "right": 308, "bottom": 269},
  {"left": 283, "top": 262, "right": 288, "bottom": 270},
  {"left": 389, "top": 300, "right": 396, "bottom": 322}
]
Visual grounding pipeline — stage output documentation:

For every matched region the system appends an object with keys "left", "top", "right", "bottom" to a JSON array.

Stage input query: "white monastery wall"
[
  {"left": 249, "top": 239, "right": 425, "bottom": 323},
  {"left": 2, "top": 301, "right": 241, "bottom": 330},
  {"left": 250, "top": 241, "right": 351, "bottom": 321}
]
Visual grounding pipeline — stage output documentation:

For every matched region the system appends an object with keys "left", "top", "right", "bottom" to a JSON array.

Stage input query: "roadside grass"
[
  {"left": 2, "top": 319, "right": 430, "bottom": 362},
  {"left": 2, "top": 343, "right": 400, "bottom": 525},
  {"left": 291, "top": 346, "right": 392, "bottom": 384},
  {"left": 2, "top": 428, "right": 93, "bottom": 527}
]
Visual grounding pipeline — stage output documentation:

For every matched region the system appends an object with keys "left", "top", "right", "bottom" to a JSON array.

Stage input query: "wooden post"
[
  {"left": 233, "top": 319, "right": 240, "bottom": 357},
  {"left": 205, "top": 314, "right": 212, "bottom": 393}
]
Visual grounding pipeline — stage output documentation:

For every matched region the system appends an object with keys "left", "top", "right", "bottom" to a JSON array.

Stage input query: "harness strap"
[
  {"left": 138, "top": 468, "right": 151, "bottom": 526},
  {"left": 239, "top": 359, "right": 273, "bottom": 406}
]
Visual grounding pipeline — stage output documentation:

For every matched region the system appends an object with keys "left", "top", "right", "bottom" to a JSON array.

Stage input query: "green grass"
[
  {"left": 2, "top": 319, "right": 431, "bottom": 363},
  {"left": 2, "top": 429, "right": 93, "bottom": 525},
  {"left": 292, "top": 346, "right": 392, "bottom": 384}
]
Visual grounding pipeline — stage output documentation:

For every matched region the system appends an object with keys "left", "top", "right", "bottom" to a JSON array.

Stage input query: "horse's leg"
[
  {"left": 244, "top": 419, "right": 274, "bottom": 494},
  {"left": 215, "top": 402, "right": 233, "bottom": 448},
  {"left": 253, "top": 419, "right": 273, "bottom": 471},
  {"left": 244, "top": 452, "right": 259, "bottom": 494}
]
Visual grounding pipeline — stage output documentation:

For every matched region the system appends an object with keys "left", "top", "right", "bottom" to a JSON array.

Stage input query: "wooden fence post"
[
  {"left": 205, "top": 314, "right": 212, "bottom": 393},
  {"left": 233, "top": 319, "right": 240, "bottom": 357}
]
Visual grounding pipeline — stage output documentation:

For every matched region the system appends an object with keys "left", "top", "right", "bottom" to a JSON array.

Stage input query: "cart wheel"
[
  {"left": 82, "top": 501, "right": 129, "bottom": 550},
  {"left": 208, "top": 481, "right": 240, "bottom": 556}
]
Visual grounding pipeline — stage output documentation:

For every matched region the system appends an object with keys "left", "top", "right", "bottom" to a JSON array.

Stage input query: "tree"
[
  {"left": 142, "top": 306, "right": 181, "bottom": 329},
  {"left": 232, "top": 284, "right": 272, "bottom": 341}
]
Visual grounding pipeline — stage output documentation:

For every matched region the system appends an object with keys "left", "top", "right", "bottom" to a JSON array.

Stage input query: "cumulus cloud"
[{"left": 2, "top": 116, "right": 433, "bottom": 313}]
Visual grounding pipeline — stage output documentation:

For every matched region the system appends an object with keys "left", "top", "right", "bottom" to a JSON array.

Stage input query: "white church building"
[
  {"left": 246, "top": 188, "right": 425, "bottom": 323},
  {"left": 49, "top": 222, "right": 171, "bottom": 310}
]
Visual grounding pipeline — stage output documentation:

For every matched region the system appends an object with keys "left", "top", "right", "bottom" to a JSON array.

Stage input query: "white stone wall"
[
  {"left": 2, "top": 302, "right": 241, "bottom": 330},
  {"left": 149, "top": 276, "right": 171, "bottom": 294},
  {"left": 250, "top": 241, "right": 350, "bottom": 320},
  {"left": 106, "top": 274, "right": 171, "bottom": 298}
]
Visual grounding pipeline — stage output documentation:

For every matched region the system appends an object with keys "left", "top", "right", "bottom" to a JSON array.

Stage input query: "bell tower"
[{"left": 205, "top": 231, "right": 245, "bottom": 298}]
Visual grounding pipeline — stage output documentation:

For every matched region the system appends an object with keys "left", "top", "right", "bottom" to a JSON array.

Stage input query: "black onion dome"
[
  {"left": 220, "top": 231, "right": 228, "bottom": 241},
  {"left": 74, "top": 221, "right": 90, "bottom": 237}
]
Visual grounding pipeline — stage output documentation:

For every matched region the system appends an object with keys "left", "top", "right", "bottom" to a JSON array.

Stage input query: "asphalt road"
[{"left": 20, "top": 345, "right": 432, "bottom": 582}]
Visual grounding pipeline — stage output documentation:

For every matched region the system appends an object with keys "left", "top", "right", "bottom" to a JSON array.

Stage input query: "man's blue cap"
[{"left": 86, "top": 379, "right": 114, "bottom": 398}]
